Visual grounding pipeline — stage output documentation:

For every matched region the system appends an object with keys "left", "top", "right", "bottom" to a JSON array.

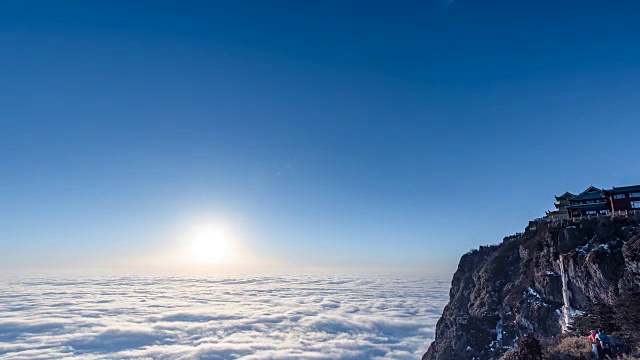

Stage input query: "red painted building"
[{"left": 604, "top": 185, "right": 640, "bottom": 212}]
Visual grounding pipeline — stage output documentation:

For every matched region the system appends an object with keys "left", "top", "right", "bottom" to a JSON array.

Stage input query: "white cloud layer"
[{"left": 0, "top": 275, "right": 448, "bottom": 359}]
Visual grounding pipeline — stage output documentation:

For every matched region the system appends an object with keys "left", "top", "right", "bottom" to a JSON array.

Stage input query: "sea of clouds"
[{"left": 0, "top": 275, "right": 449, "bottom": 359}]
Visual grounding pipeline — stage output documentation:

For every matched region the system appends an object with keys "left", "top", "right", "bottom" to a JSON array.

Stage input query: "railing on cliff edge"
[
  {"left": 543, "top": 210, "right": 640, "bottom": 228},
  {"left": 502, "top": 210, "right": 639, "bottom": 243}
]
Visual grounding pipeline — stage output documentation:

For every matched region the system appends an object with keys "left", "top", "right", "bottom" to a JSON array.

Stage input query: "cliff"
[{"left": 423, "top": 215, "right": 640, "bottom": 360}]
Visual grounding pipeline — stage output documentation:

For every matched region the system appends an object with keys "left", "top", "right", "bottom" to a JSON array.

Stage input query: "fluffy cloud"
[{"left": 0, "top": 275, "right": 449, "bottom": 359}]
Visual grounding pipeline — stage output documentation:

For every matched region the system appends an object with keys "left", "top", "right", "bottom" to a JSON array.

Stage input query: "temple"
[
  {"left": 547, "top": 184, "right": 640, "bottom": 219},
  {"left": 566, "top": 186, "right": 610, "bottom": 217},
  {"left": 545, "top": 192, "right": 575, "bottom": 219}
]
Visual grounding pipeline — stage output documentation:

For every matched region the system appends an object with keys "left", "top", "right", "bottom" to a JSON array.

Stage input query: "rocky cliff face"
[{"left": 423, "top": 216, "right": 640, "bottom": 360}]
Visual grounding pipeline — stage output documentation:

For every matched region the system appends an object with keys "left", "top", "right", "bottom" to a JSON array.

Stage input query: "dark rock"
[{"left": 424, "top": 216, "right": 640, "bottom": 360}]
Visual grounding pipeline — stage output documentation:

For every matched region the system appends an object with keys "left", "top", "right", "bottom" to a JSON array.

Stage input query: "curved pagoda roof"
[
  {"left": 569, "top": 186, "right": 605, "bottom": 201},
  {"left": 555, "top": 192, "right": 575, "bottom": 201}
]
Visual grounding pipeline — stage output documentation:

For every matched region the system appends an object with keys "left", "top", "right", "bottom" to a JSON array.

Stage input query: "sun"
[{"left": 187, "top": 225, "right": 231, "bottom": 265}]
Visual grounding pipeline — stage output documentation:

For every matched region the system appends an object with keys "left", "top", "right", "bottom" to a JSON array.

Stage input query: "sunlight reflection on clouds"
[{"left": 0, "top": 275, "right": 448, "bottom": 359}]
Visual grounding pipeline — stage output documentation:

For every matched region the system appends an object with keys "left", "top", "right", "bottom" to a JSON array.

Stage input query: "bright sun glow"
[{"left": 187, "top": 225, "right": 231, "bottom": 265}]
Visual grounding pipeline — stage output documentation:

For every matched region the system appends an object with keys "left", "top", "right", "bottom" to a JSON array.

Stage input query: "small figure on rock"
[
  {"left": 588, "top": 330, "right": 600, "bottom": 359},
  {"left": 596, "top": 329, "right": 612, "bottom": 358}
]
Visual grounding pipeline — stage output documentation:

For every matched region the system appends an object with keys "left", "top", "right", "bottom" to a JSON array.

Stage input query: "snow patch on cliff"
[{"left": 526, "top": 287, "right": 542, "bottom": 299}]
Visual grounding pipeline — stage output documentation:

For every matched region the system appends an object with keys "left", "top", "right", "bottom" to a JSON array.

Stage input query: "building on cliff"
[
  {"left": 426, "top": 183, "right": 640, "bottom": 360},
  {"left": 566, "top": 186, "right": 610, "bottom": 218},
  {"left": 559, "top": 184, "right": 640, "bottom": 218},
  {"left": 545, "top": 192, "right": 575, "bottom": 219}
]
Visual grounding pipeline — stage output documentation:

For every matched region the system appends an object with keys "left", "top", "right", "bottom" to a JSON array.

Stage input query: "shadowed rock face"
[{"left": 423, "top": 217, "right": 640, "bottom": 360}]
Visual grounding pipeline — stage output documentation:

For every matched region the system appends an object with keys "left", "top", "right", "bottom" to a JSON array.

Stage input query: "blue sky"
[{"left": 1, "top": 0, "right": 640, "bottom": 275}]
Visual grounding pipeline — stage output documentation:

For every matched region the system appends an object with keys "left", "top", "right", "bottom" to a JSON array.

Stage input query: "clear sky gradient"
[{"left": 1, "top": 0, "right": 640, "bottom": 275}]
